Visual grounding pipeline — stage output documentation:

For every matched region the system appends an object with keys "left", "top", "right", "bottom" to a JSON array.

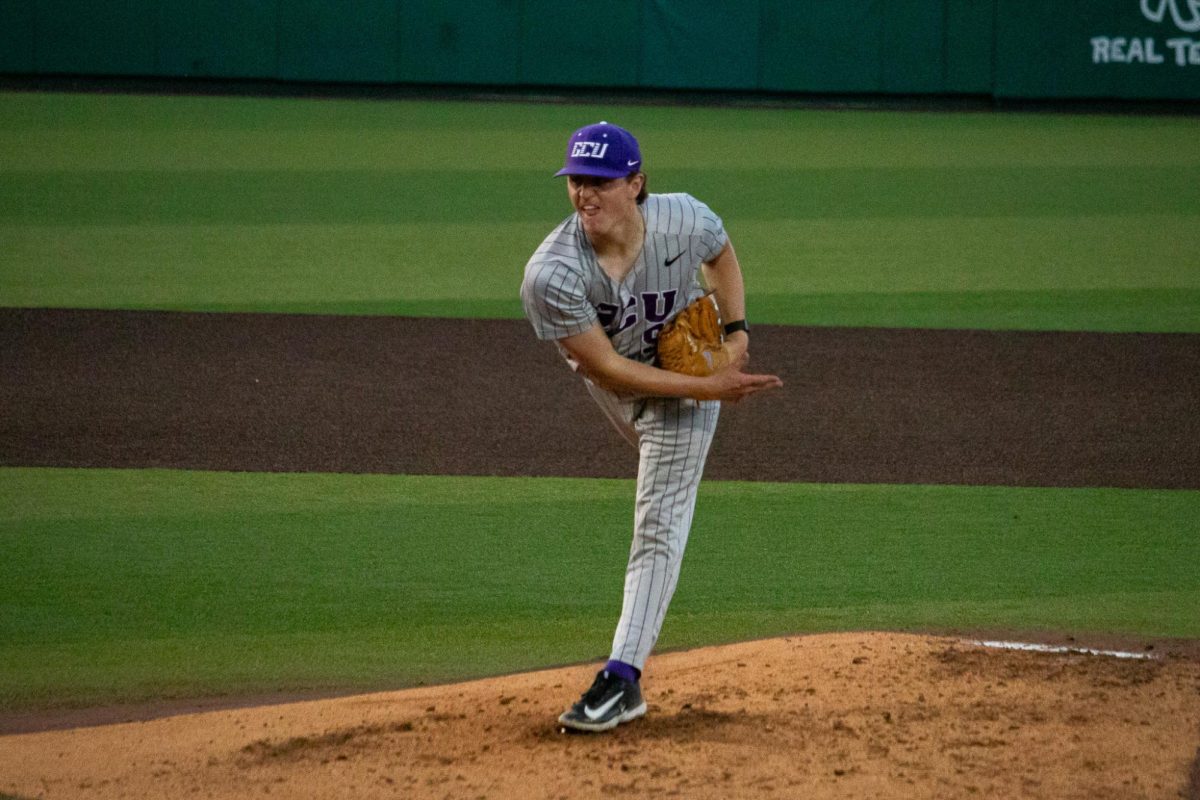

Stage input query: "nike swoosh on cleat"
[
  {"left": 583, "top": 691, "right": 624, "bottom": 721},
  {"left": 664, "top": 252, "right": 683, "bottom": 266}
]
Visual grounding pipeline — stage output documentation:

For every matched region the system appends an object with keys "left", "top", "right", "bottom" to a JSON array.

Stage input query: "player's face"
[{"left": 567, "top": 173, "right": 643, "bottom": 239}]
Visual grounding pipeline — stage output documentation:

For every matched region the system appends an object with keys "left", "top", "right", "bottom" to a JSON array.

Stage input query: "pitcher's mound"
[{"left": 2, "top": 632, "right": 1198, "bottom": 799}]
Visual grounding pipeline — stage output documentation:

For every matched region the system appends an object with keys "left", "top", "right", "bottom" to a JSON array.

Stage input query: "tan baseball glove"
[{"left": 656, "top": 294, "right": 730, "bottom": 377}]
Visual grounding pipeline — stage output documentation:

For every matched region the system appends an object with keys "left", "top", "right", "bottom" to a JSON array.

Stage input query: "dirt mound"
[{"left": 2, "top": 632, "right": 1198, "bottom": 799}]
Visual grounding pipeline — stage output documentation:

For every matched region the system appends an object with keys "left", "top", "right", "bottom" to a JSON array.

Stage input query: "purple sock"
[{"left": 605, "top": 659, "right": 640, "bottom": 684}]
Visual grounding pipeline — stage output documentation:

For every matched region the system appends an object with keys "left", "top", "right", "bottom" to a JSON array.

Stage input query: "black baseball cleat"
[{"left": 558, "top": 669, "right": 647, "bottom": 732}]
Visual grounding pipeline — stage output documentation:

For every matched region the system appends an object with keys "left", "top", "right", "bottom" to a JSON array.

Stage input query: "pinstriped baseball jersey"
[
  {"left": 522, "top": 190, "right": 730, "bottom": 672},
  {"left": 521, "top": 192, "right": 728, "bottom": 367}
]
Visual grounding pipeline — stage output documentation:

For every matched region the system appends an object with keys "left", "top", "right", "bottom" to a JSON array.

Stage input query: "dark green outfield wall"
[{"left": 1, "top": 0, "right": 1197, "bottom": 100}]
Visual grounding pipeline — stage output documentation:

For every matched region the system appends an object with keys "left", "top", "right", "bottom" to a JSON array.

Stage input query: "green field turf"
[
  {"left": 2, "top": 91, "right": 1198, "bottom": 331},
  {"left": 2, "top": 468, "right": 1196, "bottom": 710}
]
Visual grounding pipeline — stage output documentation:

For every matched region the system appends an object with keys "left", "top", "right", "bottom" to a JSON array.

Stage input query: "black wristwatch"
[{"left": 723, "top": 319, "right": 749, "bottom": 336}]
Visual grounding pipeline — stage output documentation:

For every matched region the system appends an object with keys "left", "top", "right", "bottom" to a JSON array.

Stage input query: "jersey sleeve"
[
  {"left": 689, "top": 195, "right": 729, "bottom": 263},
  {"left": 521, "top": 260, "right": 598, "bottom": 341}
]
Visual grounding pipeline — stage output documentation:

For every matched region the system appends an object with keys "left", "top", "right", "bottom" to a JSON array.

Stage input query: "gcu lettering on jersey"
[
  {"left": 596, "top": 291, "right": 679, "bottom": 349},
  {"left": 597, "top": 297, "right": 638, "bottom": 335},
  {"left": 570, "top": 141, "right": 610, "bottom": 159}
]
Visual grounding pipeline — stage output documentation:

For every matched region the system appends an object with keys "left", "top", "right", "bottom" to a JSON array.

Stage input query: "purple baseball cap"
[{"left": 554, "top": 121, "right": 642, "bottom": 179}]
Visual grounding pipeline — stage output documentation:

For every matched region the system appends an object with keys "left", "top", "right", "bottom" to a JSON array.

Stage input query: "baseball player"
[{"left": 520, "top": 121, "right": 782, "bottom": 732}]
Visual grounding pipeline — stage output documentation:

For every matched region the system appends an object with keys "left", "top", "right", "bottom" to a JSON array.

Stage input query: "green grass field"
[
  {"left": 2, "top": 91, "right": 1198, "bottom": 330},
  {"left": 2, "top": 468, "right": 1197, "bottom": 710},
  {"left": 1, "top": 91, "right": 1198, "bottom": 711}
]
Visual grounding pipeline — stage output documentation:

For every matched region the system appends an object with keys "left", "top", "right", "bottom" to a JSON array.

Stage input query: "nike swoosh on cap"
[{"left": 583, "top": 691, "right": 624, "bottom": 721}]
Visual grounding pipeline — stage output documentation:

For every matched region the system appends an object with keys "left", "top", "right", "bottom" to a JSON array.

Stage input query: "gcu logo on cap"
[
  {"left": 1141, "top": 0, "right": 1200, "bottom": 32},
  {"left": 555, "top": 122, "right": 640, "bottom": 178},
  {"left": 570, "top": 141, "right": 610, "bottom": 159}
]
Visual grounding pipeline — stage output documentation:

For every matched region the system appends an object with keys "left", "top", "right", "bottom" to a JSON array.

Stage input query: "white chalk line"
[{"left": 970, "top": 639, "right": 1157, "bottom": 660}]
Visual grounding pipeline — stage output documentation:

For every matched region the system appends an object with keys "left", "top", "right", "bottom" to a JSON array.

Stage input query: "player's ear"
[{"left": 629, "top": 172, "right": 647, "bottom": 204}]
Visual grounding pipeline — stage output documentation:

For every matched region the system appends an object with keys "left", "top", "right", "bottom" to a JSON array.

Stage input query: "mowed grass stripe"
[
  {"left": 749, "top": 288, "right": 1200, "bottom": 333},
  {"left": 0, "top": 222, "right": 550, "bottom": 313},
  {"left": 3, "top": 93, "right": 1198, "bottom": 169},
  {"left": 2, "top": 468, "right": 1196, "bottom": 708},
  {"left": 3, "top": 165, "right": 1198, "bottom": 225},
  {"left": 4, "top": 212, "right": 1197, "bottom": 331}
]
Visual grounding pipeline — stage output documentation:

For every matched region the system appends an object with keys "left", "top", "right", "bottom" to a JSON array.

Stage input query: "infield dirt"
[
  {"left": 2, "top": 632, "right": 1199, "bottom": 800},
  {"left": 3, "top": 308, "right": 1198, "bottom": 488}
]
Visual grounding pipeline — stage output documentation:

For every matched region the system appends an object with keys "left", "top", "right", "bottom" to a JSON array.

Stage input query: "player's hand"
[{"left": 700, "top": 350, "right": 782, "bottom": 403}]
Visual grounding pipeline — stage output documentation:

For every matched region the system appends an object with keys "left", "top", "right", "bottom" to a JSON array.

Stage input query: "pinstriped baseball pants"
[{"left": 585, "top": 383, "right": 720, "bottom": 671}]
